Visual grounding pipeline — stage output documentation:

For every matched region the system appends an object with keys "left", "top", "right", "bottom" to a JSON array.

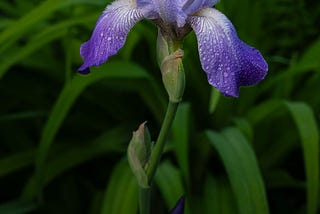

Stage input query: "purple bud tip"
[
  {"left": 170, "top": 196, "right": 185, "bottom": 214},
  {"left": 78, "top": 68, "right": 91, "bottom": 75}
]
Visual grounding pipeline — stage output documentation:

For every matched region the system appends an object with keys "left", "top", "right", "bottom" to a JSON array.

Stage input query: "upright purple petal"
[
  {"left": 183, "top": 0, "right": 218, "bottom": 15},
  {"left": 153, "top": 0, "right": 187, "bottom": 27},
  {"left": 170, "top": 196, "right": 185, "bottom": 214},
  {"left": 136, "top": 0, "right": 158, "bottom": 19},
  {"left": 79, "top": 0, "right": 144, "bottom": 73},
  {"left": 188, "top": 8, "right": 268, "bottom": 97}
]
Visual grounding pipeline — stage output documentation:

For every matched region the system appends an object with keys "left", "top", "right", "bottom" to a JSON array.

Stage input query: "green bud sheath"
[
  {"left": 127, "top": 122, "right": 152, "bottom": 188},
  {"left": 161, "top": 50, "right": 185, "bottom": 103},
  {"left": 157, "top": 29, "right": 185, "bottom": 103}
]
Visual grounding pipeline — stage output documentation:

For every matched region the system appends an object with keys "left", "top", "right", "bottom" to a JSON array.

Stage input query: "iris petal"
[
  {"left": 153, "top": 0, "right": 187, "bottom": 27},
  {"left": 183, "top": 0, "right": 218, "bottom": 15},
  {"left": 79, "top": 0, "right": 144, "bottom": 72},
  {"left": 188, "top": 8, "right": 268, "bottom": 97}
]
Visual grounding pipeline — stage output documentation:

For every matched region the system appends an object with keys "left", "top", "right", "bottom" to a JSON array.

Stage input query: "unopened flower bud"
[
  {"left": 127, "top": 122, "right": 152, "bottom": 188},
  {"left": 157, "top": 29, "right": 185, "bottom": 103},
  {"left": 161, "top": 50, "right": 185, "bottom": 103}
]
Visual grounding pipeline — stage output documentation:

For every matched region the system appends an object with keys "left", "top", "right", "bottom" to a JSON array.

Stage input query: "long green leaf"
[
  {"left": 22, "top": 126, "right": 127, "bottom": 200},
  {"left": 155, "top": 161, "right": 184, "bottom": 209},
  {"left": 0, "top": 150, "right": 34, "bottom": 178},
  {"left": 206, "top": 128, "right": 269, "bottom": 214},
  {"left": 204, "top": 175, "right": 238, "bottom": 214},
  {"left": 285, "top": 102, "right": 319, "bottom": 214},
  {"left": 0, "top": 0, "right": 105, "bottom": 49},
  {"left": 0, "top": 0, "right": 63, "bottom": 51},
  {"left": 33, "top": 61, "right": 154, "bottom": 200},
  {"left": 0, "top": 13, "right": 99, "bottom": 78},
  {"left": 100, "top": 159, "right": 138, "bottom": 214},
  {"left": 0, "top": 200, "right": 37, "bottom": 214},
  {"left": 172, "top": 103, "right": 191, "bottom": 186},
  {"left": 209, "top": 87, "right": 221, "bottom": 114}
]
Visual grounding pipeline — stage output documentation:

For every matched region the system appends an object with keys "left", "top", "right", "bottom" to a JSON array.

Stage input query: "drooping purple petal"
[
  {"left": 79, "top": 0, "right": 144, "bottom": 73},
  {"left": 188, "top": 8, "right": 268, "bottom": 97},
  {"left": 170, "top": 196, "right": 185, "bottom": 214}
]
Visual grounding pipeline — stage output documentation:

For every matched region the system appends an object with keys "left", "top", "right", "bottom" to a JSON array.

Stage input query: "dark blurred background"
[{"left": 0, "top": 0, "right": 319, "bottom": 213}]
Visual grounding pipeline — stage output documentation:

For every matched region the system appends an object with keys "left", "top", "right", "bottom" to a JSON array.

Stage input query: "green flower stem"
[
  {"left": 139, "top": 101, "right": 179, "bottom": 214},
  {"left": 146, "top": 101, "right": 179, "bottom": 182},
  {"left": 138, "top": 29, "right": 183, "bottom": 214},
  {"left": 139, "top": 187, "right": 151, "bottom": 214}
]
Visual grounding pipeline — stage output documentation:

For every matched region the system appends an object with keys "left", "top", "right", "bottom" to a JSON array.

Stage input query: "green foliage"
[
  {"left": 0, "top": 0, "right": 319, "bottom": 213},
  {"left": 206, "top": 128, "right": 269, "bottom": 214},
  {"left": 100, "top": 159, "right": 138, "bottom": 214}
]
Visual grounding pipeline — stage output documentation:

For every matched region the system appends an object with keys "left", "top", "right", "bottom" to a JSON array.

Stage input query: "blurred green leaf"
[
  {"left": 0, "top": 200, "right": 37, "bottom": 214},
  {"left": 297, "top": 37, "right": 320, "bottom": 70},
  {"left": 33, "top": 61, "right": 158, "bottom": 199},
  {"left": 209, "top": 87, "right": 221, "bottom": 114},
  {"left": 246, "top": 99, "right": 283, "bottom": 125},
  {"left": 0, "top": 0, "right": 105, "bottom": 51},
  {"left": 155, "top": 161, "right": 184, "bottom": 209},
  {"left": 22, "top": 126, "right": 127, "bottom": 200},
  {"left": 100, "top": 159, "right": 138, "bottom": 214},
  {"left": 261, "top": 37, "right": 320, "bottom": 93},
  {"left": 0, "top": 150, "right": 34, "bottom": 178},
  {"left": 0, "top": 111, "right": 47, "bottom": 121},
  {"left": 285, "top": 102, "right": 319, "bottom": 214},
  {"left": 172, "top": 103, "right": 190, "bottom": 186},
  {"left": 204, "top": 175, "right": 238, "bottom": 214},
  {"left": 264, "top": 170, "right": 305, "bottom": 189},
  {"left": 0, "top": 0, "right": 62, "bottom": 51},
  {"left": 206, "top": 128, "right": 269, "bottom": 214},
  {"left": 0, "top": 13, "right": 99, "bottom": 78}
]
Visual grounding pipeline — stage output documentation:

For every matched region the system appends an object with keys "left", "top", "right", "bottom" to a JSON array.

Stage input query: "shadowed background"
[{"left": 0, "top": 0, "right": 319, "bottom": 213}]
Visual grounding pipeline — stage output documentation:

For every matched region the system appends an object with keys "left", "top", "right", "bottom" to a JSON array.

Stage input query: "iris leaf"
[
  {"left": 31, "top": 61, "right": 158, "bottom": 200},
  {"left": 285, "top": 102, "right": 319, "bottom": 214},
  {"left": 206, "top": 128, "right": 269, "bottom": 214},
  {"left": 155, "top": 161, "right": 184, "bottom": 209},
  {"left": 100, "top": 159, "right": 138, "bottom": 214},
  {"left": 172, "top": 103, "right": 191, "bottom": 186},
  {"left": 204, "top": 175, "right": 238, "bottom": 214}
]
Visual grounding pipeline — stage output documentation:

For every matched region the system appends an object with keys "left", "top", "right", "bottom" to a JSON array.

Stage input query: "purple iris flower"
[{"left": 79, "top": 0, "right": 268, "bottom": 97}]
